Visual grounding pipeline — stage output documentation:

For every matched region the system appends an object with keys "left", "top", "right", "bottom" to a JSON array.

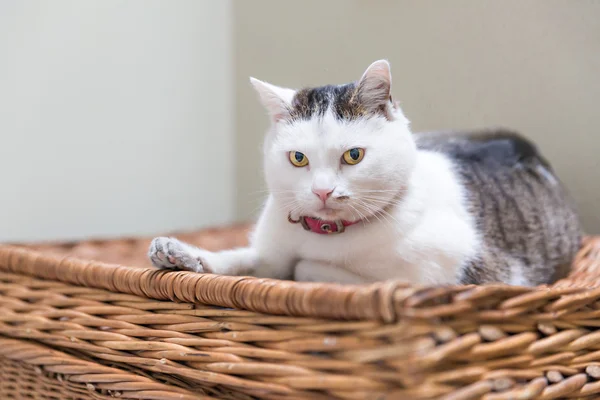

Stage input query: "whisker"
[{"left": 355, "top": 198, "right": 402, "bottom": 233}]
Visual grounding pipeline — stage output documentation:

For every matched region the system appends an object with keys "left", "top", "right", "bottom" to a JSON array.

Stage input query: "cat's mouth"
[
  {"left": 313, "top": 205, "right": 345, "bottom": 220},
  {"left": 319, "top": 207, "right": 338, "bottom": 217}
]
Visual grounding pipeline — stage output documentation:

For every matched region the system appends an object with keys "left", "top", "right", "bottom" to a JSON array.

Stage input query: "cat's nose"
[{"left": 312, "top": 187, "right": 334, "bottom": 202}]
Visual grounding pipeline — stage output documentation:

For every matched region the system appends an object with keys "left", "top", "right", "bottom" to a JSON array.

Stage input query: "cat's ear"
[
  {"left": 250, "top": 78, "right": 296, "bottom": 122},
  {"left": 356, "top": 60, "right": 394, "bottom": 118}
]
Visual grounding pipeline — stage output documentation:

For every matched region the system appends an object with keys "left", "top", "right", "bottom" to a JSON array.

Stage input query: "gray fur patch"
[
  {"left": 417, "top": 129, "right": 582, "bottom": 286},
  {"left": 288, "top": 83, "right": 386, "bottom": 122}
]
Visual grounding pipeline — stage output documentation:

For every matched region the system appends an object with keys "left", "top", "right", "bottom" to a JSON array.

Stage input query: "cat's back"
[
  {"left": 415, "top": 128, "right": 547, "bottom": 169},
  {"left": 416, "top": 128, "right": 582, "bottom": 285}
]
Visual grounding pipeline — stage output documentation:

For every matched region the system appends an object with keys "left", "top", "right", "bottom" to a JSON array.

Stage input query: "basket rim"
[{"left": 1, "top": 236, "right": 599, "bottom": 322}]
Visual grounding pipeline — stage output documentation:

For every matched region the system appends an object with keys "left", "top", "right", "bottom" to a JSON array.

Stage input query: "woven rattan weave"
[{"left": 1, "top": 225, "right": 600, "bottom": 399}]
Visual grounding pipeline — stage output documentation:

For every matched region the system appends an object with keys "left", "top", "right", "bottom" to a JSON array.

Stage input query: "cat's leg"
[
  {"left": 149, "top": 237, "right": 258, "bottom": 275},
  {"left": 149, "top": 196, "right": 297, "bottom": 278},
  {"left": 294, "top": 259, "right": 368, "bottom": 284},
  {"left": 149, "top": 236, "right": 295, "bottom": 279}
]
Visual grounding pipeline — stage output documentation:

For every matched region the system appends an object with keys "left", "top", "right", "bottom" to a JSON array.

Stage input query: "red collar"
[{"left": 288, "top": 213, "right": 358, "bottom": 234}]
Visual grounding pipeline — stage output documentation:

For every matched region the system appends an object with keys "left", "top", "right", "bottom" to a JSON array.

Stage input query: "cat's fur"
[{"left": 149, "top": 60, "right": 582, "bottom": 286}]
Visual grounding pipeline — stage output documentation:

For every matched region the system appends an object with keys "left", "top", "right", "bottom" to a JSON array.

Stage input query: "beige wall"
[
  {"left": 0, "top": 0, "right": 234, "bottom": 241},
  {"left": 234, "top": 0, "right": 600, "bottom": 232}
]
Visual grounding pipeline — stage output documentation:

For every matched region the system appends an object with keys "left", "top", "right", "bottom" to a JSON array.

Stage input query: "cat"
[{"left": 148, "top": 60, "right": 582, "bottom": 286}]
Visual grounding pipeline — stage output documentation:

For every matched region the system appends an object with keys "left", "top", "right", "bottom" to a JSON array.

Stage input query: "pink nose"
[{"left": 312, "top": 188, "right": 334, "bottom": 202}]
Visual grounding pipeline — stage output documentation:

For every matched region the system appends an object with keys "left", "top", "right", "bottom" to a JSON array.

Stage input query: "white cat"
[{"left": 148, "top": 60, "right": 581, "bottom": 286}]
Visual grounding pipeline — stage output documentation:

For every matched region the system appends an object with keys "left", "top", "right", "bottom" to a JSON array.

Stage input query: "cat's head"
[{"left": 251, "top": 60, "right": 416, "bottom": 222}]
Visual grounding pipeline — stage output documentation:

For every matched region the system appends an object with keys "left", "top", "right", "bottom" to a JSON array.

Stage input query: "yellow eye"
[
  {"left": 342, "top": 148, "right": 365, "bottom": 165},
  {"left": 289, "top": 151, "right": 309, "bottom": 167}
]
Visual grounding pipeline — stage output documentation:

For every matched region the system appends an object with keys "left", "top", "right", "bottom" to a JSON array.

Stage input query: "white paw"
[{"left": 148, "top": 237, "right": 207, "bottom": 272}]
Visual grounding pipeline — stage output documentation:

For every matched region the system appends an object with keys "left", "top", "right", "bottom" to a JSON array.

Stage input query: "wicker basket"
[{"left": 2, "top": 225, "right": 600, "bottom": 400}]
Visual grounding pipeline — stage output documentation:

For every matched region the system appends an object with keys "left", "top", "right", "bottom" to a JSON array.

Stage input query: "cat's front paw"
[{"left": 148, "top": 237, "right": 207, "bottom": 273}]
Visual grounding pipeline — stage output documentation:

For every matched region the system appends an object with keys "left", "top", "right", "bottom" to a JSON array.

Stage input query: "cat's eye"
[
  {"left": 289, "top": 151, "right": 309, "bottom": 167},
  {"left": 342, "top": 148, "right": 365, "bottom": 165}
]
